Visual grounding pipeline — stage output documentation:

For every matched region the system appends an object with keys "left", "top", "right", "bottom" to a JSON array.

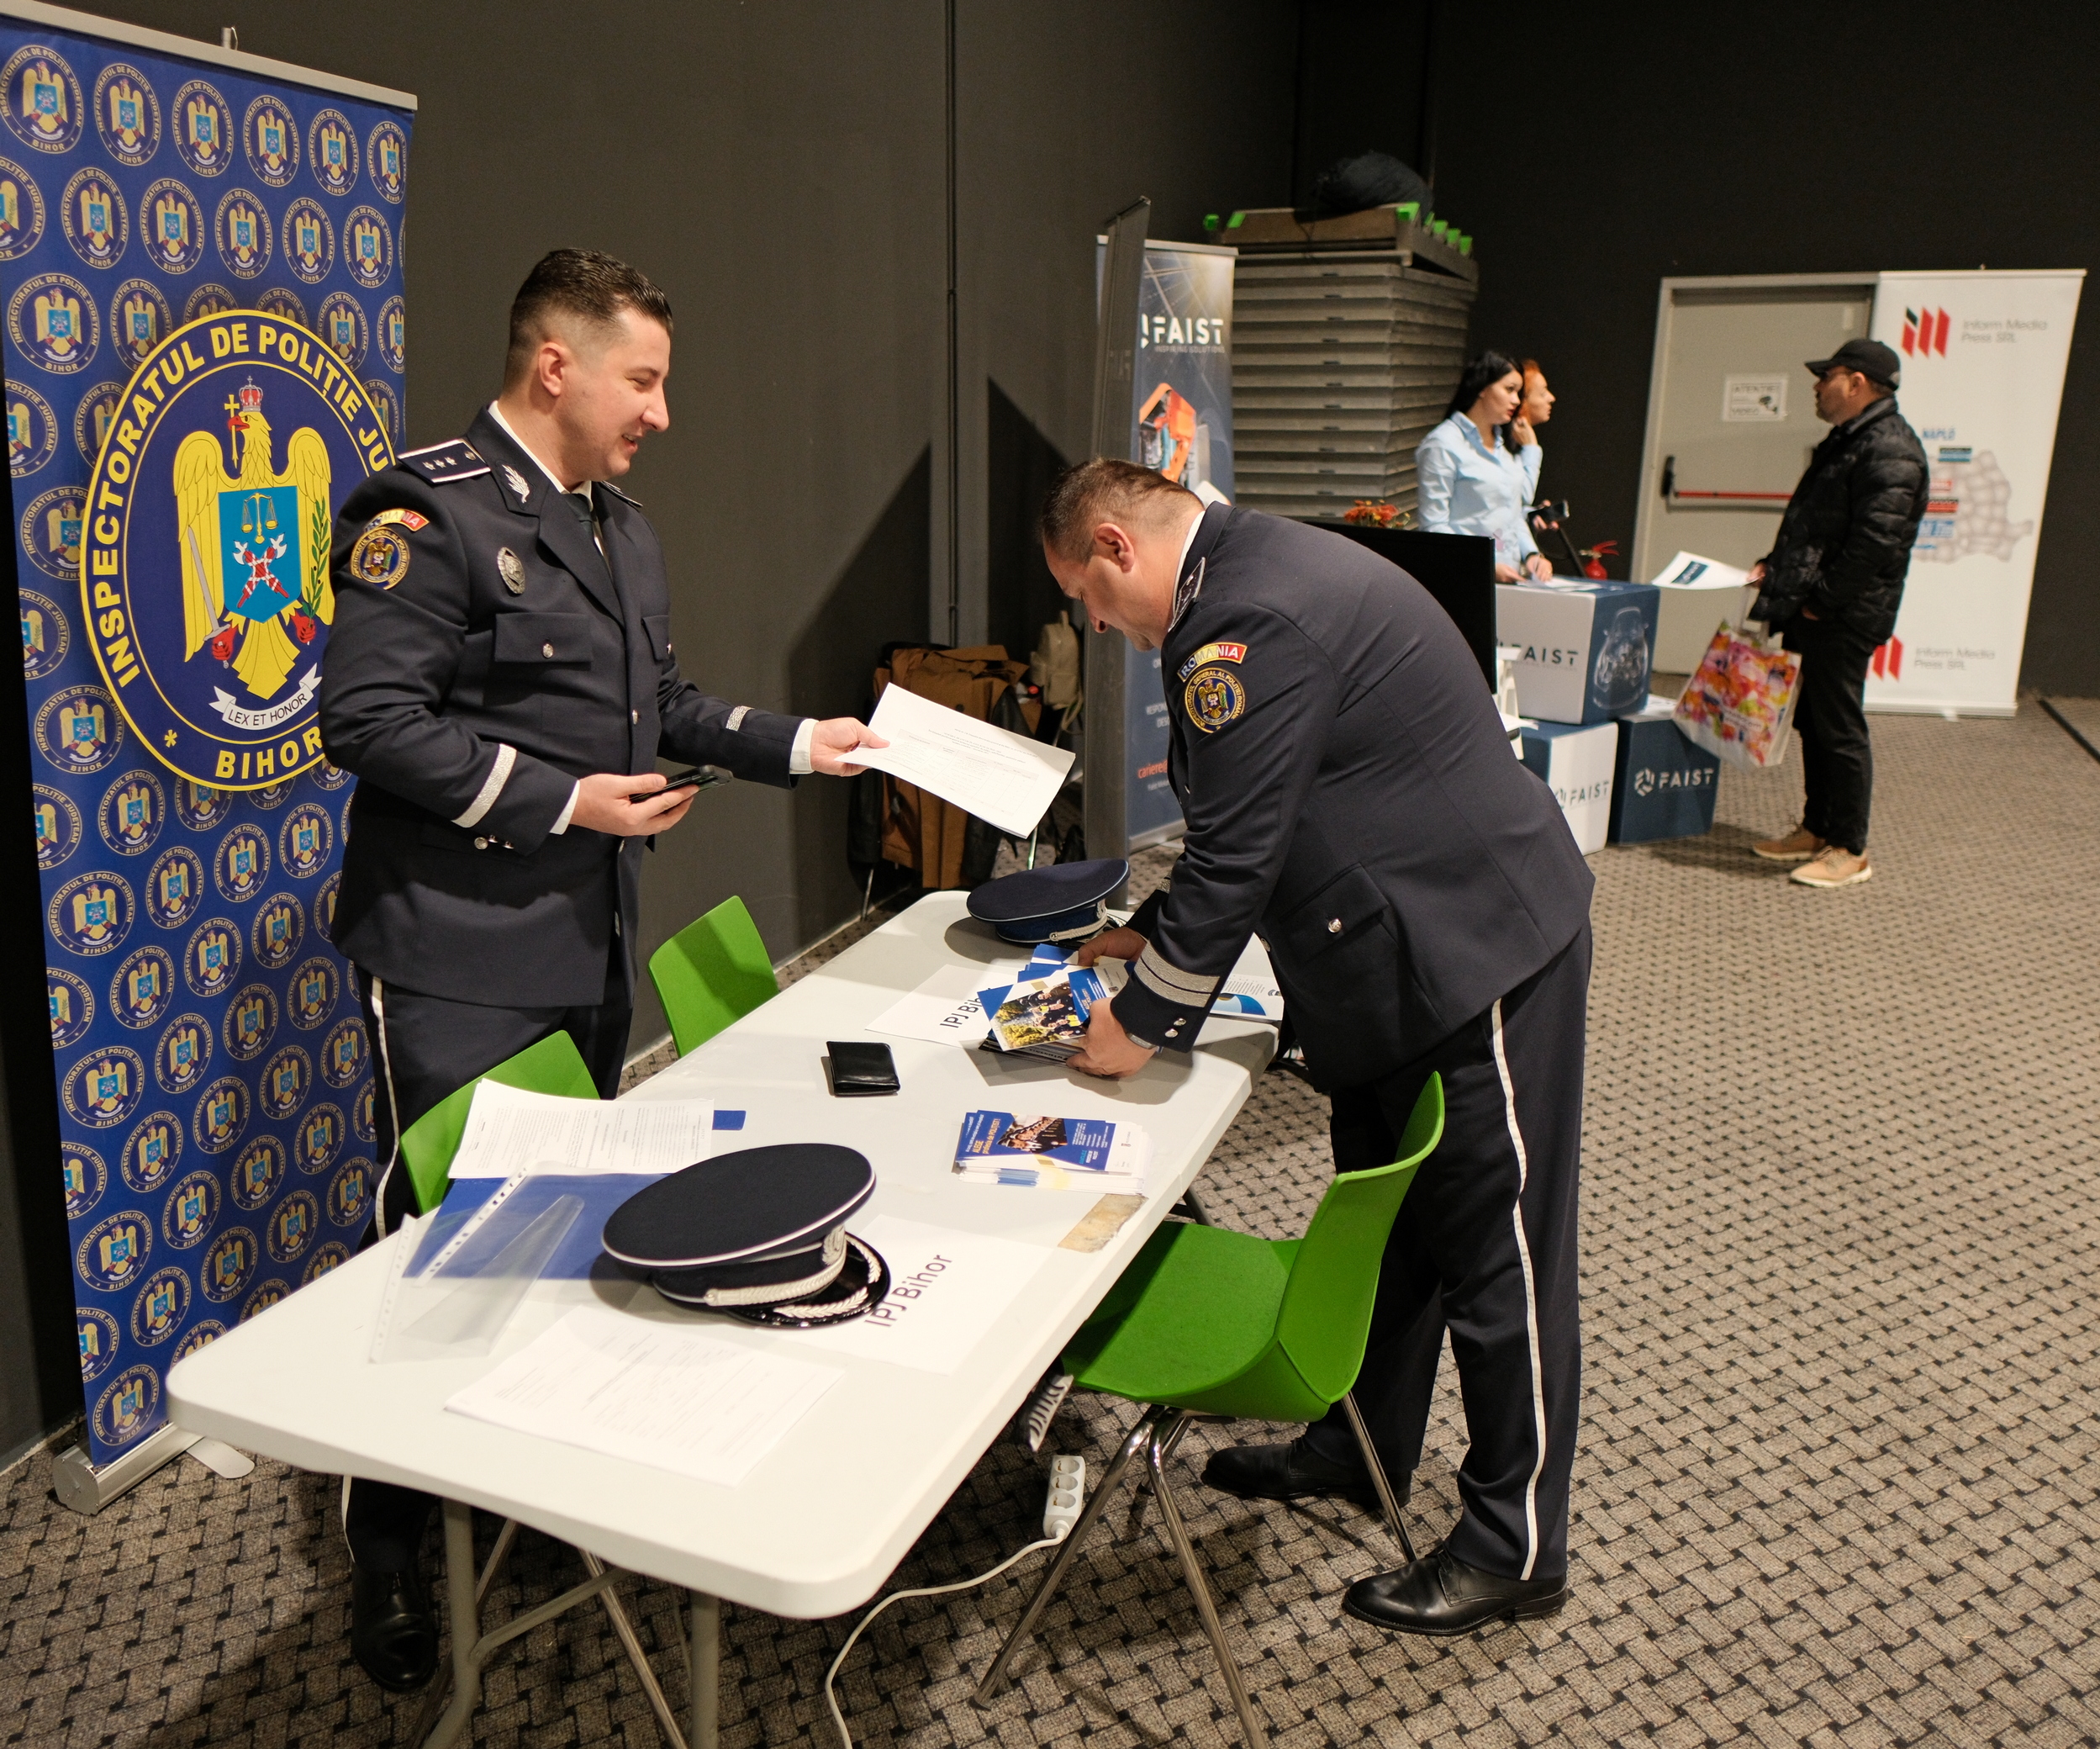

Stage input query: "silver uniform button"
[
  {"left": 1327, "top": 917, "right": 1343, "bottom": 933},
  {"left": 541, "top": 642, "right": 554, "bottom": 658},
  {"left": 473, "top": 837, "right": 488, "bottom": 850},
  {"left": 631, "top": 709, "right": 638, "bottom": 724}
]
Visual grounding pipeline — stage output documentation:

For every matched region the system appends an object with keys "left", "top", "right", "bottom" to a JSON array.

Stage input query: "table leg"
[
  {"left": 422, "top": 1500, "right": 483, "bottom": 1749},
  {"left": 688, "top": 1591, "right": 720, "bottom": 1749}
]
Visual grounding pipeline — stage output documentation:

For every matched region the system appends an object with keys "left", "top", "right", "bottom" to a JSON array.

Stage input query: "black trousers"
[
  {"left": 1301, "top": 925, "right": 1589, "bottom": 1582},
  {"left": 344, "top": 968, "right": 632, "bottom": 1572},
  {"left": 1783, "top": 615, "right": 1876, "bottom": 853}
]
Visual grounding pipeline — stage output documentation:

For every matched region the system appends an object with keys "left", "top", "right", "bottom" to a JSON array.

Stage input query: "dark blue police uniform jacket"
[
  {"left": 319, "top": 409, "right": 801, "bottom": 1010},
  {"left": 1121, "top": 503, "right": 1592, "bottom": 1089}
]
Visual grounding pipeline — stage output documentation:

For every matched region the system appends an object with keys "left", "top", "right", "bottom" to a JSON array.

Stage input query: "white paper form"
[
  {"left": 444, "top": 1306, "right": 841, "bottom": 1487},
  {"left": 796, "top": 1215, "right": 1047, "bottom": 1373},
  {"left": 867, "top": 960, "right": 1025, "bottom": 1048},
  {"left": 448, "top": 1081, "right": 714, "bottom": 1180},
  {"left": 847, "top": 683, "right": 1074, "bottom": 838}
]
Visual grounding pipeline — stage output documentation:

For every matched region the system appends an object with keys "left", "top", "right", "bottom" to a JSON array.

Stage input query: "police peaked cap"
[
  {"left": 602, "top": 1144, "right": 876, "bottom": 1310},
  {"left": 967, "top": 858, "right": 1129, "bottom": 944}
]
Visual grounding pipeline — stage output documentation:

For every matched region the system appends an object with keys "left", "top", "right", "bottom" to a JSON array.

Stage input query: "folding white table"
[{"left": 167, "top": 891, "right": 1274, "bottom": 1749}]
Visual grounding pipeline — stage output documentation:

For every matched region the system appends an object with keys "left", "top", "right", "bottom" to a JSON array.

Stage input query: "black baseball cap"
[{"left": 1805, "top": 338, "right": 1901, "bottom": 388}]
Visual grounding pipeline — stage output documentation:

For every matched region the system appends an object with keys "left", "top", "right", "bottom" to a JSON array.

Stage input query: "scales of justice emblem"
[{"left": 174, "top": 378, "right": 333, "bottom": 705}]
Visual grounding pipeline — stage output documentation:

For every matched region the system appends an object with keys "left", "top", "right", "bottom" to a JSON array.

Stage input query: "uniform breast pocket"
[
  {"left": 492, "top": 612, "right": 594, "bottom": 668},
  {"left": 642, "top": 614, "right": 673, "bottom": 662}
]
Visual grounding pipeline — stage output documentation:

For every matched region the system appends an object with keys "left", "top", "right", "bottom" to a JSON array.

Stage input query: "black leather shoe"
[
  {"left": 351, "top": 1563, "right": 440, "bottom": 1691},
  {"left": 1201, "top": 1439, "right": 1406, "bottom": 1512},
  {"left": 1343, "top": 1542, "right": 1567, "bottom": 1636}
]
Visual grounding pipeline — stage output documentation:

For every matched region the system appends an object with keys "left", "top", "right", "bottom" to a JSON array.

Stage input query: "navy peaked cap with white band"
[{"left": 968, "top": 858, "right": 1129, "bottom": 944}]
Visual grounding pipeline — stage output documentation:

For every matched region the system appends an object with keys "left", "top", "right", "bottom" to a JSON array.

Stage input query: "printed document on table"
[
  {"left": 868, "top": 960, "right": 1025, "bottom": 1048},
  {"left": 794, "top": 1214, "right": 1047, "bottom": 1373},
  {"left": 448, "top": 1081, "right": 714, "bottom": 1180},
  {"left": 445, "top": 1306, "right": 840, "bottom": 1487},
  {"left": 847, "top": 682, "right": 1074, "bottom": 838}
]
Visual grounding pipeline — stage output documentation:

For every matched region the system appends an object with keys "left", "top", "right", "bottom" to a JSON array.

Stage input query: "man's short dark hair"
[
  {"left": 504, "top": 250, "right": 674, "bottom": 386},
  {"left": 1039, "top": 457, "right": 1198, "bottom": 563}
]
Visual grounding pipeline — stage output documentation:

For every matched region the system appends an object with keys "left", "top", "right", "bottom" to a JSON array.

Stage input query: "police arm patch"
[
  {"left": 348, "top": 522, "right": 411, "bottom": 589},
  {"left": 1184, "top": 664, "right": 1248, "bottom": 732}
]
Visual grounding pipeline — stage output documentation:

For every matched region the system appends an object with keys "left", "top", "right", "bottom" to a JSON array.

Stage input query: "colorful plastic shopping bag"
[{"left": 1673, "top": 623, "right": 1802, "bottom": 770}]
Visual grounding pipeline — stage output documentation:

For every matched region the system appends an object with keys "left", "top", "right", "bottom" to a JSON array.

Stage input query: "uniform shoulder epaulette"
[
  {"left": 600, "top": 479, "right": 644, "bottom": 509},
  {"left": 398, "top": 440, "right": 490, "bottom": 484}
]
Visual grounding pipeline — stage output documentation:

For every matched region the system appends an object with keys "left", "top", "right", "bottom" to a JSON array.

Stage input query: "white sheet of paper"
[
  {"left": 867, "top": 960, "right": 1024, "bottom": 1047},
  {"left": 848, "top": 683, "right": 1074, "bottom": 838},
  {"left": 443, "top": 1306, "right": 840, "bottom": 1487},
  {"left": 1649, "top": 549, "right": 1751, "bottom": 590},
  {"left": 795, "top": 1214, "right": 1047, "bottom": 1373},
  {"left": 448, "top": 1081, "right": 714, "bottom": 1180}
]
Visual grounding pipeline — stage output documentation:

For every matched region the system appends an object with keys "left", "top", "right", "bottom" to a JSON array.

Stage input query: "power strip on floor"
[{"left": 1044, "top": 1454, "right": 1085, "bottom": 1540}]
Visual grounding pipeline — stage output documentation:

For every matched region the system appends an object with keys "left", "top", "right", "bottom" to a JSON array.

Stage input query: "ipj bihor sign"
[
  {"left": 82, "top": 314, "right": 394, "bottom": 786},
  {"left": 1866, "top": 269, "right": 2083, "bottom": 715}
]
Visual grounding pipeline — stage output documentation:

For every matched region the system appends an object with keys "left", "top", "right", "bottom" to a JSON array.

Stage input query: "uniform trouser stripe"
[
  {"left": 1489, "top": 995, "right": 1550, "bottom": 1581},
  {"left": 367, "top": 975, "right": 404, "bottom": 1242}
]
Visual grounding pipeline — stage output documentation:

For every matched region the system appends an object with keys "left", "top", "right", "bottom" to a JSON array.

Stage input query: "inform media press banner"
[
  {"left": 1865, "top": 269, "right": 2082, "bottom": 716},
  {"left": 0, "top": 5, "right": 412, "bottom": 1468}
]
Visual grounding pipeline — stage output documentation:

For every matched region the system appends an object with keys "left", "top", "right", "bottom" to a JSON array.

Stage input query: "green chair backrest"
[
  {"left": 398, "top": 1029, "right": 599, "bottom": 1216},
  {"left": 1274, "top": 1073, "right": 1445, "bottom": 1403},
  {"left": 647, "top": 895, "right": 779, "bottom": 1059}
]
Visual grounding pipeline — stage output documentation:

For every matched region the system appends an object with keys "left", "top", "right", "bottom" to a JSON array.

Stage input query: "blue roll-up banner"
[{"left": 0, "top": 4, "right": 412, "bottom": 1467}]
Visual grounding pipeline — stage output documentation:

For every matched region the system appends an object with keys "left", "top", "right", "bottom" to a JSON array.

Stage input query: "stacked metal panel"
[{"left": 1232, "top": 256, "right": 1476, "bottom": 522}]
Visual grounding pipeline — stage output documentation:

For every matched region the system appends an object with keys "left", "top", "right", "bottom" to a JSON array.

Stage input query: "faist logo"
[
  {"left": 1901, "top": 309, "right": 1949, "bottom": 358},
  {"left": 1870, "top": 637, "right": 1903, "bottom": 681}
]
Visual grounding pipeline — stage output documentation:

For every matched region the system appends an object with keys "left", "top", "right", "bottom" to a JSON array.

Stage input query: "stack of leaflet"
[
  {"left": 952, "top": 1111, "right": 1152, "bottom": 1192},
  {"left": 976, "top": 944, "right": 1116, "bottom": 1064}
]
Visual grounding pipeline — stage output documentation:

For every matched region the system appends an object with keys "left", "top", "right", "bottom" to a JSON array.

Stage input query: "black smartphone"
[
  {"left": 825, "top": 1041, "right": 900, "bottom": 1096},
  {"left": 631, "top": 767, "right": 727, "bottom": 803}
]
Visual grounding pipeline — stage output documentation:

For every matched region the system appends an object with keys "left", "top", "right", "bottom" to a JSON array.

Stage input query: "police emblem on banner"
[
  {"left": 183, "top": 281, "right": 234, "bottom": 324},
  {"left": 256, "top": 286, "right": 306, "bottom": 328},
  {"left": 303, "top": 1243, "right": 348, "bottom": 1283},
  {"left": 184, "top": 917, "right": 240, "bottom": 997},
  {"left": 213, "top": 188, "right": 269, "bottom": 277},
  {"left": 252, "top": 893, "right": 303, "bottom": 968},
  {"left": 73, "top": 380, "right": 119, "bottom": 465},
  {"left": 109, "top": 943, "right": 175, "bottom": 1029},
  {"left": 173, "top": 778, "right": 232, "bottom": 831},
  {"left": 260, "top": 1044, "right": 311, "bottom": 1121},
  {"left": 230, "top": 1133, "right": 284, "bottom": 1208},
  {"left": 49, "top": 869, "right": 133, "bottom": 956},
  {"left": 310, "top": 757, "right": 351, "bottom": 790},
  {"left": 92, "top": 63, "right": 161, "bottom": 166},
  {"left": 215, "top": 823, "right": 269, "bottom": 901},
  {"left": 193, "top": 1074, "right": 249, "bottom": 1154},
  {"left": 367, "top": 119, "right": 406, "bottom": 202},
  {"left": 161, "top": 1166, "right": 216, "bottom": 1247},
  {"left": 140, "top": 178, "right": 205, "bottom": 274},
  {"left": 123, "top": 1110, "right": 182, "bottom": 1193},
  {"left": 61, "top": 168, "right": 128, "bottom": 271},
  {"left": 144, "top": 844, "right": 203, "bottom": 927},
  {"left": 222, "top": 983, "right": 277, "bottom": 1064},
  {"left": 327, "top": 1156, "right": 371, "bottom": 1229},
  {"left": 36, "top": 685, "right": 119, "bottom": 772},
  {"left": 376, "top": 295, "right": 404, "bottom": 374},
  {"left": 64, "top": 1045, "right": 145, "bottom": 1130},
  {"left": 77, "top": 1207, "right": 150, "bottom": 1291},
  {"left": 244, "top": 94, "right": 298, "bottom": 187},
  {"left": 49, "top": 966, "right": 93, "bottom": 1046},
  {"left": 0, "top": 154, "right": 46, "bottom": 258},
  {"left": 111, "top": 278, "right": 173, "bottom": 373},
  {"left": 171, "top": 79, "right": 232, "bottom": 175},
  {"left": 20, "top": 482, "right": 84, "bottom": 577},
  {"left": 278, "top": 801, "right": 332, "bottom": 877},
  {"left": 3, "top": 45, "right": 82, "bottom": 154},
  {"left": 317, "top": 292, "right": 367, "bottom": 369},
  {"left": 9, "top": 271, "right": 98, "bottom": 373},
  {"left": 98, "top": 767, "right": 166, "bottom": 855},
  {"left": 308, "top": 108, "right": 357, "bottom": 197},
  {"left": 352, "top": 1080, "right": 376, "bottom": 1144},
  {"left": 155, "top": 1010, "right": 210, "bottom": 1093},
  {"left": 288, "top": 956, "right": 338, "bottom": 1032},
  {"left": 200, "top": 1223, "right": 256, "bottom": 1301},
  {"left": 282, "top": 198, "right": 332, "bottom": 283},
  {"left": 241, "top": 1278, "right": 288, "bottom": 1322},
  {"left": 130, "top": 1265, "right": 189, "bottom": 1345},
  {"left": 320, "top": 1015, "right": 366, "bottom": 1088},
  {"left": 79, "top": 314, "right": 394, "bottom": 789},
  {"left": 267, "top": 1190, "right": 316, "bottom": 1262},
  {"left": 94, "top": 1365, "right": 159, "bottom": 1448},
  {"left": 172, "top": 1319, "right": 224, "bottom": 1362},
  {"left": 360, "top": 377, "right": 400, "bottom": 446},
  {"left": 23, "top": 585, "right": 69, "bottom": 678},
  {"left": 343, "top": 204, "right": 391, "bottom": 290},
  {"left": 34, "top": 783, "right": 82, "bottom": 869},
  {"left": 9, "top": 376, "right": 56, "bottom": 475},
  {"left": 293, "top": 1099, "right": 344, "bottom": 1173},
  {"left": 79, "top": 1306, "right": 120, "bottom": 1381},
  {"left": 62, "top": 1140, "right": 106, "bottom": 1219}
]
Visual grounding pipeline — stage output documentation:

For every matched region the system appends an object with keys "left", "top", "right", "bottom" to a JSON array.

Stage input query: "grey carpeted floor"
[{"left": 7, "top": 701, "right": 2100, "bottom": 1749}]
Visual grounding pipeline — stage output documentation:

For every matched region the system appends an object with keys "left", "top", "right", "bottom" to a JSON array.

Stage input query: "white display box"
[
  {"left": 1495, "top": 580, "right": 1661, "bottom": 724},
  {"left": 1516, "top": 719, "right": 1617, "bottom": 855}
]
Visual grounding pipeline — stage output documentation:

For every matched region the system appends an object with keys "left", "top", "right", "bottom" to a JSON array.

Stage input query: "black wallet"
[{"left": 825, "top": 1041, "right": 900, "bottom": 1096}]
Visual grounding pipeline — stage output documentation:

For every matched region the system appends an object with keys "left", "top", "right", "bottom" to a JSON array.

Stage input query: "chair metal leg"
[
  {"left": 688, "top": 1592, "right": 720, "bottom": 1749},
  {"left": 1147, "top": 1416, "right": 1269, "bottom": 1749},
  {"left": 973, "top": 1405, "right": 1165, "bottom": 1704},
  {"left": 581, "top": 1552, "right": 689, "bottom": 1749},
  {"left": 1340, "top": 1392, "right": 1417, "bottom": 1567}
]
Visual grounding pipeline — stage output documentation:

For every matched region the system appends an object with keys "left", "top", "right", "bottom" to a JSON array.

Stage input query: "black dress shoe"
[
  {"left": 351, "top": 1563, "right": 440, "bottom": 1691},
  {"left": 1343, "top": 1542, "right": 1567, "bottom": 1636},
  {"left": 1201, "top": 1439, "right": 1406, "bottom": 1512}
]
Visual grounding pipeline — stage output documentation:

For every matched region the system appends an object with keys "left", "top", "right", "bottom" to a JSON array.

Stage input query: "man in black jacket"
[
  {"left": 1047, "top": 458, "right": 1594, "bottom": 1635},
  {"left": 1749, "top": 338, "right": 1928, "bottom": 888}
]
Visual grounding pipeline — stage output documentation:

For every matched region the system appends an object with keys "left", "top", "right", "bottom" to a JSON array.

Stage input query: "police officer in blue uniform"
[
  {"left": 319, "top": 251, "right": 880, "bottom": 1690},
  {"left": 1046, "top": 457, "right": 1592, "bottom": 1634}
]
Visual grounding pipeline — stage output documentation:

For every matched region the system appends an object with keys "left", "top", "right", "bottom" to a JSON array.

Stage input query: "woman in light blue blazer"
[{"left": 1417, "top": 349, "right": 1551, "bottom": 580}]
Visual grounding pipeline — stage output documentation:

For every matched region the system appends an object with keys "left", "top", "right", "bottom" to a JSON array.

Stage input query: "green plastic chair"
[
  {"left": 647, "top": 895, "right": 779, "bottom": 1059},
  {"left": 398, "top": 1029, "right": 599, "bottom": 1216},
  {"left": 974, "top": 1073, "right": 1445, "bottom": 1748}
]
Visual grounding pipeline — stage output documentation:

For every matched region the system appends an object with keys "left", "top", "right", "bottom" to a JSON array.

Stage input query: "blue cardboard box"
[
  {"left": 1495, "top": 580, "right": 1663, "bottom": 726},
  {"left": 1516, "top": 719, "right": 1617, "bottom": 854},
  {"left": 1609, "top": 696, "right": 1720, "bottom": 843}
]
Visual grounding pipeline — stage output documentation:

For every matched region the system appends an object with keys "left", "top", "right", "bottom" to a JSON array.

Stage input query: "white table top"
[{"left": 167, "top": 893, "right": 1272, "bottom": 1618}]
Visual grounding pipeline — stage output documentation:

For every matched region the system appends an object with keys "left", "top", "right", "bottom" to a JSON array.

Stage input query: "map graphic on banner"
[
  {"left": 0, "top": 10, "right": 412, "bottom": 1466},
  {"left": 1865, "top": 269, "right": 2082, "bottom": 715}
]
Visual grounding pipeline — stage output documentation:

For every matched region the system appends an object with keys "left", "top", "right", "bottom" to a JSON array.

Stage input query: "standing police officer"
[
  {"left": 1046, "top": 458, "right": 1591, "bottom": 1634},
  {"left": 319, "top": 251, "right": 879, "bottom": 1690}
]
